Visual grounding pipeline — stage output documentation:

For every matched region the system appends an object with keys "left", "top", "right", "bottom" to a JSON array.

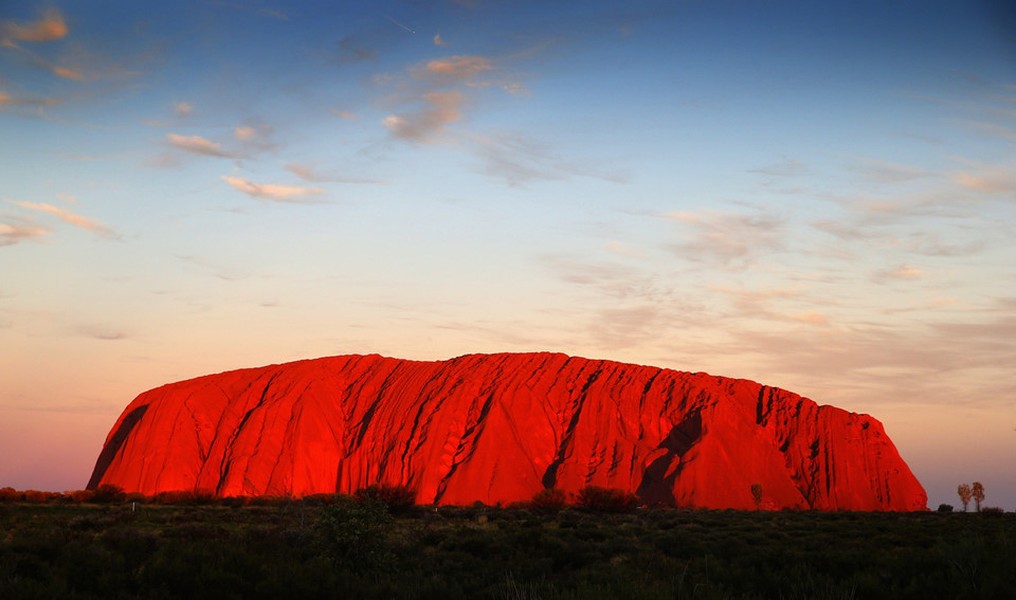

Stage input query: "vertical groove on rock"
[
  {"left": 541, "top": 363, "right": 602, "bottom": 489},
  {"left": 215, "top": 371, "right": 281, "bottom": 495}
]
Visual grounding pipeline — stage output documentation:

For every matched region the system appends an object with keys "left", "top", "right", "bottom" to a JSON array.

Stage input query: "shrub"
[
  {"left": 980, "top": 506, "right": 1004, "bottom": 516},
  {"left": 354, "top": 483, "right": 417, "bottom": 514},
  {"left": 0, "top": 486, "right": 19, "bottom": 502},
  {"left": 574, "top": 486, "right": 638, "bottom": 513},
  {"left": 937, "top": 504, "right": 954, "bottom": 513},
  {"left": 92, "top": 484, "right": 127, "bottom": 504},
  {"left": 66, "top": 489, "right": 95, "bottom": 503},
  {"left": 529, "top": 488, "right": 568, "bottom": 513},
  {"left": 22, "top": 489, "right": 58, "bottom": 503},
  {"left": 316, "top": 497, "right": 394, "bottom": 571}
]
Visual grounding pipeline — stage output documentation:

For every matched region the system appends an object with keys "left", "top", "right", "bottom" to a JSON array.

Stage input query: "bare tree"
[
  {"left": 750, "top": 483, "right": 763, "bottom": 511},
  {"left": 957, "top": 483, "right": 972, "bottom": 512},
  {"left": 971, "top": 481, "right": 985, "bottom": 512}
]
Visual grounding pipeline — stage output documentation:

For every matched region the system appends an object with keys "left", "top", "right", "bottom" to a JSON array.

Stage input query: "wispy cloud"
[
  {"left": 851, "top": 157, "right": 928, "bottom": 183},
  {"left": 230, "top": 120, "right": 277, "bottom": 153},
  {"left": 213, "top": 2, "right": 288, "bottom": 21},
  {"left": 76, "top": 324, "right": 129, "bottom": 341},
  {"left": 166, "top": 133, "right": 233, "bottom": 158},
  {"left": 952, "top": 164, "right": 1016, "bottom": 194},
  {"left": 1, "top": 41, "right": 83, "bottom": 81},
  {"left": 873, "top": 264, "right": 924, "bottom": 283},
  {"left": 0, "top": 220, "right": 49, "bottom": 246},
  {"left": 285, "top": 163, "right": 382, "bottom": 184},
  {"left": 748, "top": 158, "right": 808, "bottom": 178},
  {"left": 174, "top": 101, "right": 193, "bottom": 118},
  {"left": 11, "top": 201, "right": 117, "bottom": 238},
  {"left": 384, "top": 91, "right": 464, "bottom": 142},
  {"left": 331, "top": 108, "right": 358, "bottom": 120},
  {"left": 473, "top": 131, "right": 628, "bottom": 186},
  {"left": 221, "top": 176, "right": 324, "bottom": 203},
  {"left": 336, "top": 35, "right": 377, "bottom": 63},
  {"left": 433, "top": 34, "right": 447, "bottom": 47},
  {"left": 0, "top": 9, "right": 68, "bottom": 43},
  {"left": 0, "top": 89, "right": 58, "bottom": 108},
  {"left": 665, "top": 209, "right": 784, "bottom": 267},
  {"left": 419, "top": 55, "right": 492, "bottom": 80}
]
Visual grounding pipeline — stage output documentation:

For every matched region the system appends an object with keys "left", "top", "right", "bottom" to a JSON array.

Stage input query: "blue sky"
[{"left": 2, "top": 0, "right": 1014, "bottom": 510}]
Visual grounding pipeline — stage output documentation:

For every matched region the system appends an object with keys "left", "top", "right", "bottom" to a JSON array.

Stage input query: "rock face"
[{"left": 88, "top": 353, "right": 927, "bottom": 510}]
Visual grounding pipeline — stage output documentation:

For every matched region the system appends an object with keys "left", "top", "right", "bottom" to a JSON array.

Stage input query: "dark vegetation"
[{"left": 1, "top": 485, "right": 1014, "bottom": 599}]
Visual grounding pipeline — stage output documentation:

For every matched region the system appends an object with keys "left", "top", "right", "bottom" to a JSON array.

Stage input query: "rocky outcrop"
[{"left": 88, "top": 353, "right": 927, "bottom": 510}]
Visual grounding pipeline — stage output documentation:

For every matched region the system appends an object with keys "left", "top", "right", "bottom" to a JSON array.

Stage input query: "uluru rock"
[{"left": 88, "top": 353, "right": 927, "bottom": 510}]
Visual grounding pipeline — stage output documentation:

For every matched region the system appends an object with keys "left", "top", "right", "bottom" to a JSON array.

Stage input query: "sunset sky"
[{"left": 2, "top": 1, "right": 1014, "bottom": 510}]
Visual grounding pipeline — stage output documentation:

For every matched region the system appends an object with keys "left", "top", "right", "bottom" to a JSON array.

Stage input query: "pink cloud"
[
  {"left": 0, "top": 9, "right": 68, "bottom": 43},
  {"left": 11, "top": 201, "right": 116, "bottom": 238},
  {"left": 166, "top": 133, "right": 232, "bottom": 158},
  {"left": 421, "top": 55, "right": 491, "bottom": 79},
  {"left": 221, "top": 176, "right": 324, "bottom": 203},
  {"left": 384, "top": 91, "right": 464, "bottom": 142},
  {"left": 0, "top": 220, "right": 49, "bottom": 246}
]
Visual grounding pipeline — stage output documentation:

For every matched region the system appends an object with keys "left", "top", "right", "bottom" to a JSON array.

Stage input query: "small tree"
[
  {"left": 750, "top": 483, "right": 764, "bottom": 511},
  {"left": 971, "top": 481, "right": 985, "bottom": 512},
  {"left": 957, "top": 483, "right": 972, "bottom": 512}
]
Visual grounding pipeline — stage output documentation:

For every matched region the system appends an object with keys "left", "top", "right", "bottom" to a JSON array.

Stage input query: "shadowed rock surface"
[{"left": 88, "top": 353, "right": 927, "bottom": 510}]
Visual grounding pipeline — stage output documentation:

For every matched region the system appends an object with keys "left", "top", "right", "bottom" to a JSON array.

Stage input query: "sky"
[{"left": 1, "top": 0, "right": 1013, "bottom": 511}]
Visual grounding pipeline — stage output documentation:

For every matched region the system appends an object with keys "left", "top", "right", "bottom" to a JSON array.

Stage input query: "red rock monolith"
[{"left": 88, "top": 353, "right": 927, "bottom": 510}]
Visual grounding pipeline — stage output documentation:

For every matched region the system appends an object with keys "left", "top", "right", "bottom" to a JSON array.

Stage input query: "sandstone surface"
[{"left": 88, "top": 353, "right": 927, "bottom": 510}]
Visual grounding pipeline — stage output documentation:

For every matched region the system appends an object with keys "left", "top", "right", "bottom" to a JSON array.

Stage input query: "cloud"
[
  {"left": 337, "top": 35, "right": 376, "bottom": 63},
  {"left": 384, "top": 91, "right": 464, "bottom": 142},
  {"left": 952, "top": 166, "right": 1016, "bottom": 194},
  {"left": 501, "top": 82, "right": 528, "bottom": 95},
  {"left": 0, "top": 220, "right": 49, "bottom": 246},
  {"left": 221, "top": 176, "right": 324, "bottom": 203},
  {"left": 11, "top": 201, "right": 117, "bottom": 238},
  {"left": 213, "top": 2, "right": 288, "bottom": 20},
  {"left": 851, "top": 158, "right": 928, "bottom": 183},
  {"left": 665, "top": 209, "right": 785, "bottom": 267},
  {"left": 174, "top": 102, "right": 193, "bottom": 118},
  {"left": 420, "top": 55, "right": 492, "bottom": 80},
  {"left": 166, "top": 133, "right": 233, "bottom": 158},
  {"left": 232, "top": 121, "right": 276, "bottom": 151},
  {"left": 51, "top": 65, "right": 83, "bottom": 81},
  {"left": 285, "top": 163, "right": 382, "bottom": 184},
  {"left": 473, "top": 131, "right": 628, "bottom": 186},
  {"left": 234, "top": 125, "right": 256, "bottom": 140},
  {"left": 875, "top": 264, "right": 924, "bottom": 282},
  {"left": 433, "top": 34, "right": 447, "bottom": 47},
  {"left": 331, "top": 108, "right": 358, "bottom": 120},
  {"left": 748, "top": 158, "right": 808, "bottom": 178},
  {"left": 0, "top": 9, "right": 68, "bottom": 43},
  {"left": 55, "top": 193, "right": 76, "bottom": 204},
  {"left": 0, "top": 89, "right": 57, "bottom": 108},
  {"left": 76, "top": 325, "right": 128, "bottom": 341},
  {"left": 1, "top": 41, "right": 84, "bottom": 81}
]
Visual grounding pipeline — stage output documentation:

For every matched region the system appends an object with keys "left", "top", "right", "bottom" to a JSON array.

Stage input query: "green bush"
[
  {"left": 354, "top": 483, "right": 417, "bottom": 514},
  {"left": 937, "top": 504, "right": 954, "bottom": 513},
  {"left": 316, "top": 497, "right": 394, "bottom": 572}
]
